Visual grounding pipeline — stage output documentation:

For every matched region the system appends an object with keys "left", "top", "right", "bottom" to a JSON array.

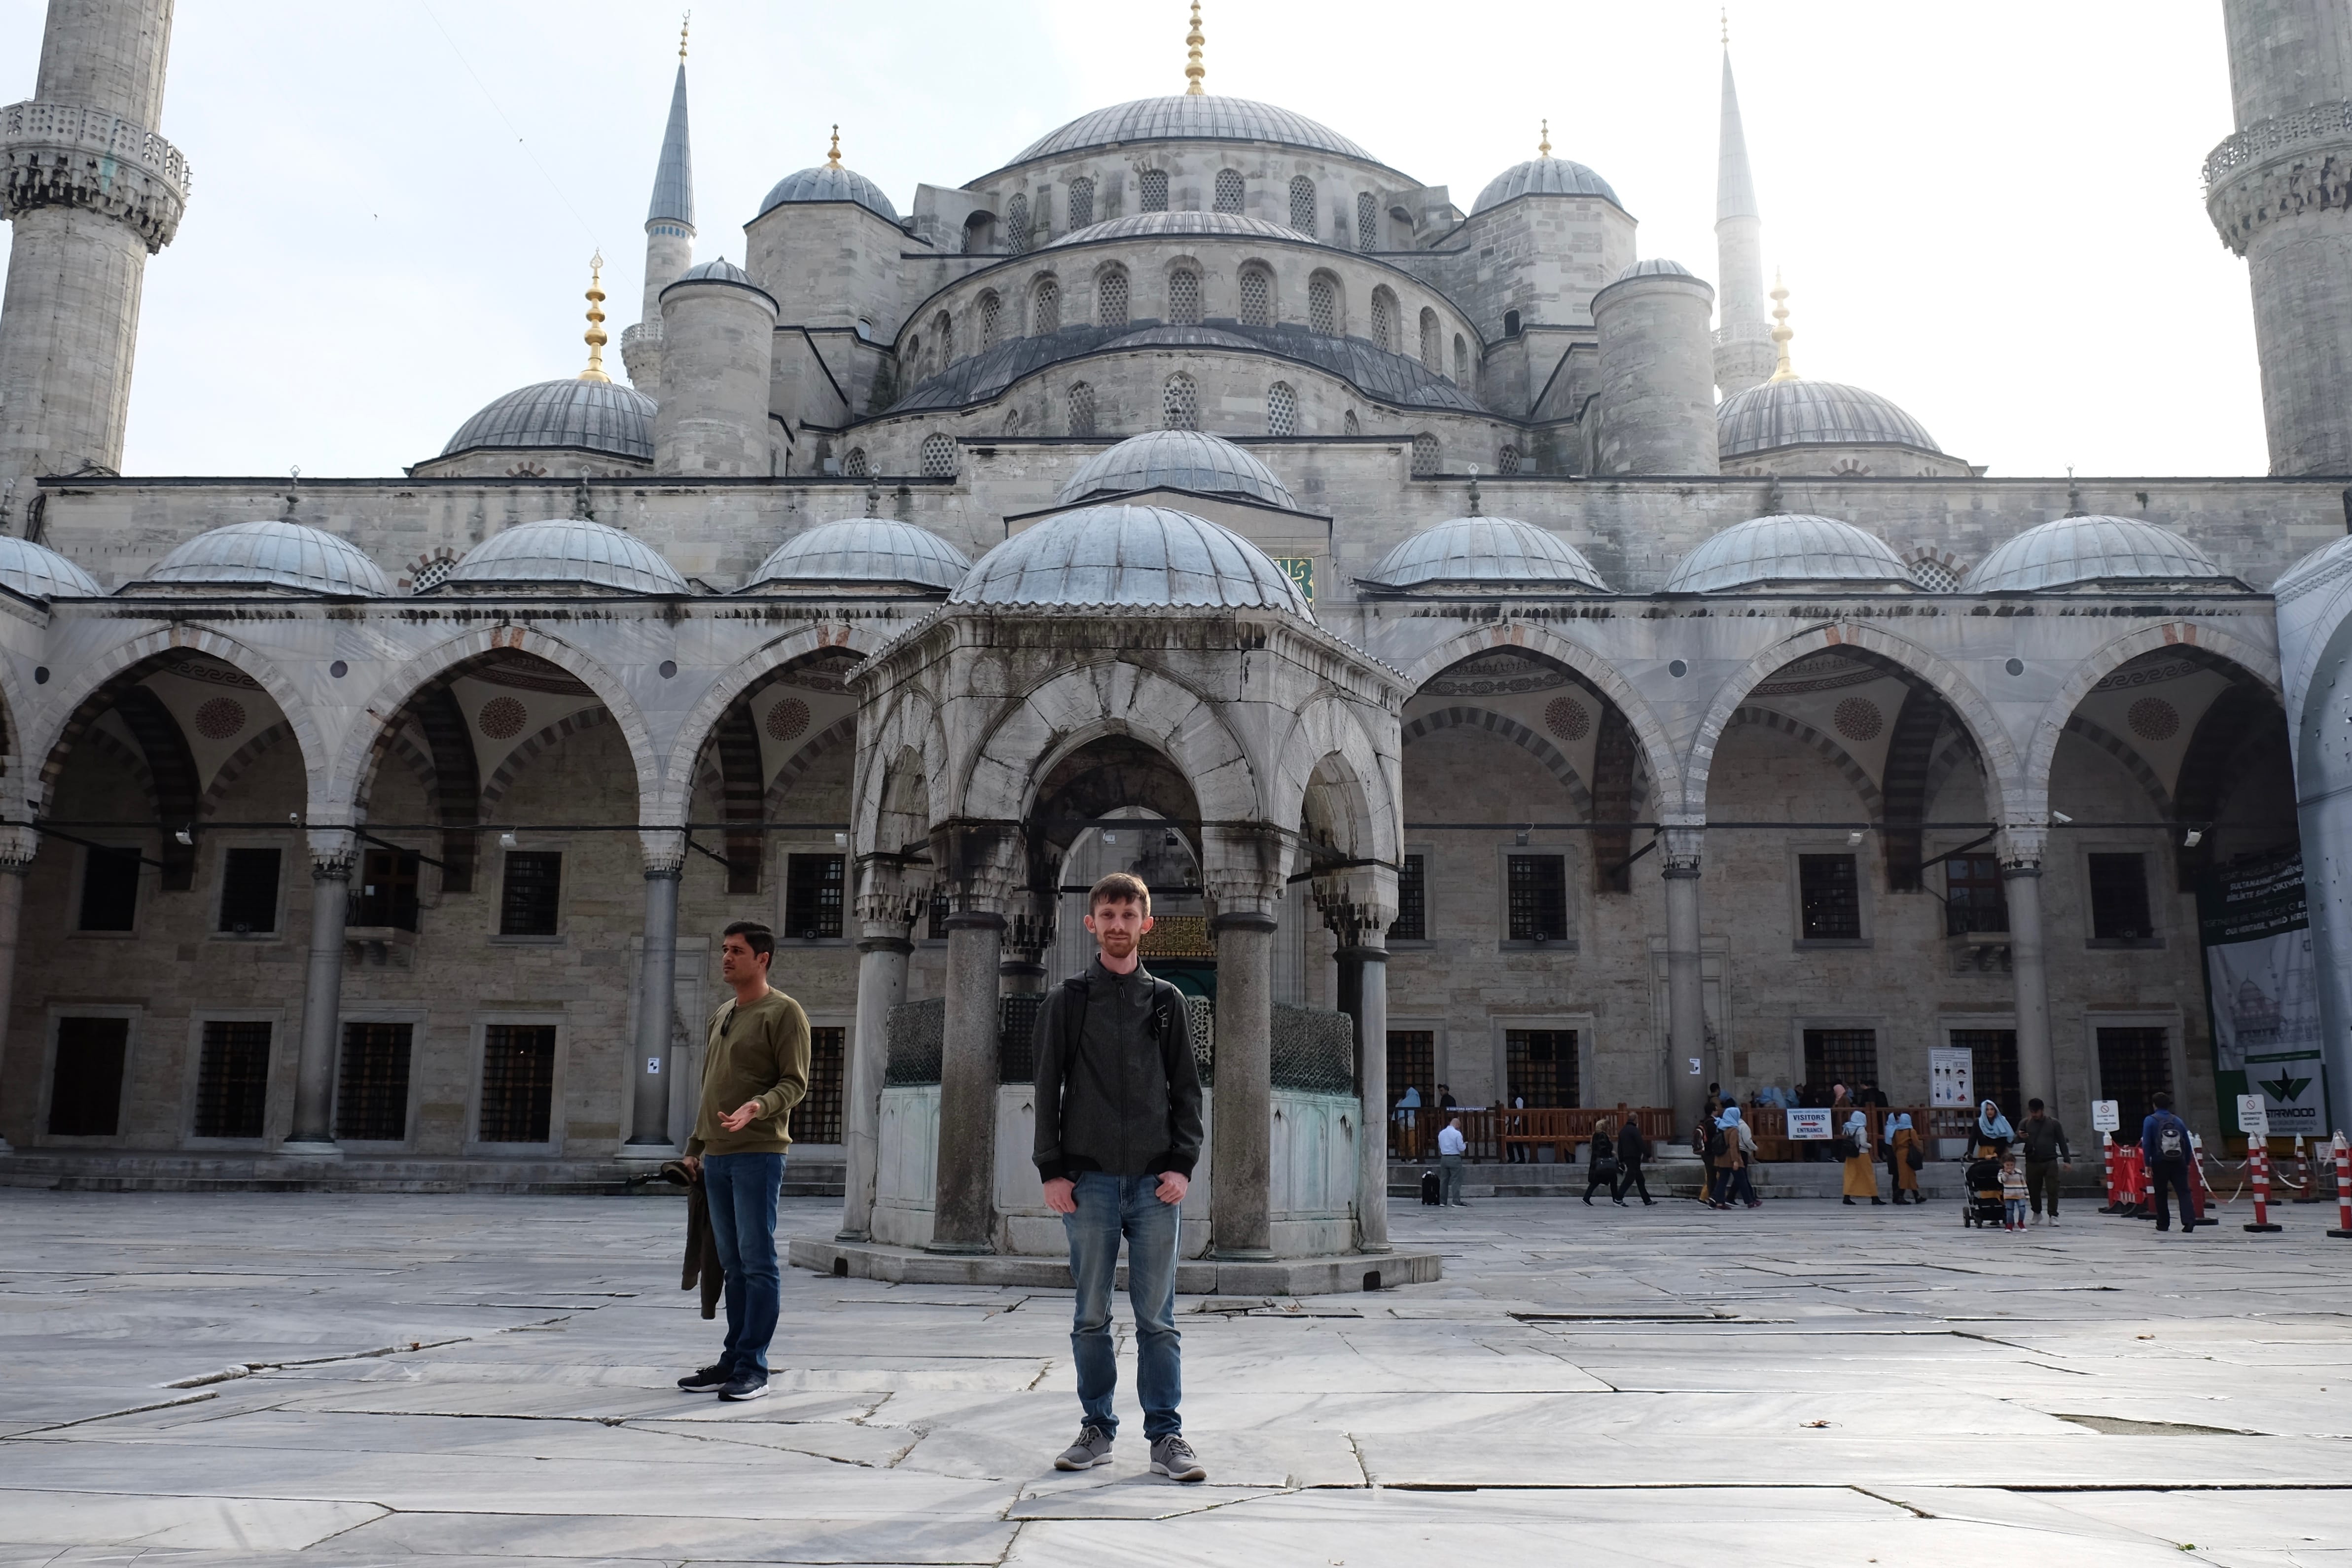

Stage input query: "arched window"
[
  {"left": 1067, "top": 176, "right": 1095, "bottom": 230},
  {"left": 1238, "top": 264, "right": 1272, "bottom": 327},
  {"left": 977, "top": 290, "right": 1003, "bottom": 349},
  {"left": 1453, "top": 333, "right": 1468, "bottom": 384},
  {"left": 1140, "top": 168, "right": 1169, "bottom": 213},
  {"left": 1067, "top": 381, "right": 1097, "bottom": 437},
  {"left": 1419, "top": 307, "right": 1441, "bottom": 370},
  {"left": 1214, "top": 168, "right": 1245, "bottom": 213},
  {"left": 1033, "top": 276, "right": 1061, "bottom": 334},
  {"left": 1267, "top": 381, "right": 1297, "bottom": 437},
  {"left": 1370, "top": 288, "right": 1396, "bottom": 352},
  {"left": 1356, "top": 191, "right": 1378, "bottom": 251},
  {"left": 1168, "top": 266, "right": 1201, "bottom": 325},
  {"left": 1163, "top": 372, "right": 1198, "bottom": 430},
  {"left": 1004, "top": 407, "right": 1022, "bottom": 435},
  {"left": 1005, "top": 193, "right": 1031, "bottom": 254},
  {"left": 1496, "top": 443, "right": 1521, "bottom": 475},
  {"left": 1343, "top": 408, "right": 1361, "bottom": 436},
  {"left": 842, "top": 447, "right": 870, "bottom": 477},
  {"left": 1288, "top": 175, "right": 1318, "bottom": 233},
  {"left": 412, "top": 557, "right": 456, "bottom": 592},
  {"left": 1502, "top": 308, "right": 1522, "bottom": 338},
  {"left": 920, "top": 433, "right": 958, "bottom": 477},
  {"left": 1410, "top": 432, "right": 1440, "bottom": 475},
  {"left": 1308, "top": 272, "right": 1339, "bottom": 336},
  {"left": 933, "top": 310, "right": 954, "bottom": 361},
  {"left": 961, "top": 211, "right": 994, "bottom": 254},
  {"left": 1097, "top": 265, "right": 1129, "bottom": 328},
  {"left": 1907, "top": 556, "right": 1961, "bottom": 592}
]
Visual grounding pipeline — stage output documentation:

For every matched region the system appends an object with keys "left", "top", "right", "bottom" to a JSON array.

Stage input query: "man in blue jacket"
[{"left": 2139, "top": 1091, "right": 2197, "bottom": 1233}]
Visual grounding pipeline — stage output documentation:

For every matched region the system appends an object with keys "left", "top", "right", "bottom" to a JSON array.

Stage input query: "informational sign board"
[
  {"left": 2200, "top": 847, "right": 2328, "bottom": 1138},
  {"left": 2092, "top": 1100, "right": 2120, "bottom": 1133},
  {"left": 1786, "top": 1107, "right": 1833, "bottom": 1140},
  {"left": 2237, "top": 1093, "right": 2271, "bottom": 1139},
  {"left": 1928, "top": 1046, "right": 1975, "bottom": 1109}
]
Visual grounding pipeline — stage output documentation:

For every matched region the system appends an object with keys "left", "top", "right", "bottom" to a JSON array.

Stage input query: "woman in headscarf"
[
  {"left": 1887, "top": 1112, "right": 1922, "bottom": 1204},
  {"left": 1841, "top": 1107, "right": 1882, "bottom": 1205},
  {"left": 1977, "top": 1099, "right": 2015, "bottom": 1158},
  {"left": 1713, "top": 1105, "right": 1756, "bottom": 1209}
]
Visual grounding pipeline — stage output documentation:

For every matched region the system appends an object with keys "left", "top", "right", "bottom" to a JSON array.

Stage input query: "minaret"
[
  {"left": 2206, "top": 1, "right": 2352, "bottom": 474},
  {"left": 623, "top": 15, "right": 696, "bottom": 392},
  {"left": 0, "top": 0, "right": 190, "bottom": 491},
  {"left": 1712, "top": 27, "right": 1774, "bottom": 398}
]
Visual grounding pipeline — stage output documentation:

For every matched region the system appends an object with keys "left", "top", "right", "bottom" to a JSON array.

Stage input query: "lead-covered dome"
[
  {"left": 0, "top": 535, "right": 101, "bottom": 599},
  {"left": 1618, "top": 257, "right": 1695, "bottom": 281},
  {"left": 436, "top": 519, "right": 689, "bottom": 595},
  {"left": 139, "top": 520, "right": 391, "bottom": 596},
  {"left": 439, "top": 378, "right": 656, "bottom": 464},
  {"left": 1665, "top": 514, "right": 1911, "bottom": 594},
  {"left": 1049, "top": 211, "right": 1304, "bottom": 249},
  {"left": 1717, "top": 379, "right": 1941, "bottom": 458},
  {"left": 757, "top": 163, "right": 900, "bottom": 223},
  {"left": 1962, "top": 515, "right": 2234, "bottom": 594},
  {"left": 2275, "top": 534, "right": 2352, "bottom": 601},
  {"left": 1361, "top": 517, "right": 1610, "bottom": 592},
  {"left": 1473, "top": 156, "right": 1622, "bottom": 214},
  {"left": 1058, "top": 430, "right": 1298, "bottom": 510},
  {"left": 1008, "top": 96, "right": 1375, "bottom": 166},
  {"left": 952, "top": 503, "right": 1310, "bottom": 617},
  {"left": 745, "top": 519, "right": 970, "bottom": 592}
]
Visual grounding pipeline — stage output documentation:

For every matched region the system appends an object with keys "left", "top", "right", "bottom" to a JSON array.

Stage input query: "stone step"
[{"left": 0, "top": 1150, "right": 848, "bottom": 1197}]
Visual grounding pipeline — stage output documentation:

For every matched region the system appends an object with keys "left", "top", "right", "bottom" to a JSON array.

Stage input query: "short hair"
[
  {"left": 1088, "top": 871, "right": 1150, "bottom": 914},
  {"left": 722, "top": 920, "right": 775, "bottom": 962},
  {"left": 2152, "top": 1090, "right": 2172, "bottom": 1110},
  {"left": 2028, "top": 1097, "right": 2045, "bottom": 1112}
]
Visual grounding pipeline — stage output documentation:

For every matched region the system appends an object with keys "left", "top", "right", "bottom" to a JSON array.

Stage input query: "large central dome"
[{"left": 1006, "top": 95, "right": 1377, "bottom": 167}]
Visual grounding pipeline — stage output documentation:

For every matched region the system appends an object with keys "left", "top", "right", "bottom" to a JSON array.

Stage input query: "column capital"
[
  {"left": 1201, "top": 823, "right": 1288, "bottom": 922},
  {"left": 0, "top": 822, "right": 38, "bottom": 874},
  {"left": 306, "top": 828, "right": 357, "bottom": 880},
  {"left": 1661, "top": 821, "right": 1705, "bottom": 875},
  {"left": 639, "top": 827, "right": 687, "bottom": 878},
  {"left": 855, "top": 852, "right": 930, "bottom": 933},
  {"left": 1997, "top": 822, "right": 2047, "bottom": 873},
  {"left": 1314, "top": 859, "right": 1397, "bottom": 949}
]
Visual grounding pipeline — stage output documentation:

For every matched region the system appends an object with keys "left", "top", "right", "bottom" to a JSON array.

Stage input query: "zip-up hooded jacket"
[{"left": 1032, "top": 956, "right": 1203, "bottom": 1183}]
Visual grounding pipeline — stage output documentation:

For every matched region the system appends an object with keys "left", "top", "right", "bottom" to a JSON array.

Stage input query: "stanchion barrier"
[
  {"left": 2245, "top": 1142, "right": 2282, "bottom": 1233},
  {"left": 2101, "top": 1133, "right": 2119, "bottom": 1212},
  {"left": 2137, "top": 1143, "right": 2157, "bottom": 1220},
  {"left": 2330, "top": 1132, "right": 2352, "bottom": 1241},
  {"left": 2188, "top": 1138, "right": 2211, "bottom": 1225}
]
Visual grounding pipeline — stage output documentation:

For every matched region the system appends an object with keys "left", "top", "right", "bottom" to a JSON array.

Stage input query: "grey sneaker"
[
  {"left": 1054, "top": 1423, "right": 1113, "bottom": 1471},
  {"left": 1150, "top": 1433, "right": 1206, "bottom": 1482}
]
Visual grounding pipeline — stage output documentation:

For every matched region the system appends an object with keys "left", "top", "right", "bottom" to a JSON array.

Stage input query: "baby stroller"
[{"left": 1961, "top": 1155, "right": 2005, "bottom": 1227}]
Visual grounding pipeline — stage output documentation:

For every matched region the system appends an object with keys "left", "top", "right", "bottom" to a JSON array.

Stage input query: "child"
[{"left": 1999, "top": 1151, "right": 2029, "bottom": 1231}]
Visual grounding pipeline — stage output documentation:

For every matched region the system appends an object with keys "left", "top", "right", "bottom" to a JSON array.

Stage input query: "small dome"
[
  {"left": 660, "top": 258, "right": 776, "bottom": 312},
  {"left": 746, "top": 519, "right": 971, "bottom": 592},
  {"left": 951, "top": 503, "right": 1310, "bottom": 617},
  {"left": 437, "top": 519, "right": 689, "bottom": 595},
  {"left": 142, "top": 520, "right": 391, "bottom": 596},
  {"left": 440, "top": 378, "right": 655, "bottom": 463},
  {"left": 1361, "top": 516, "right": 1610, "bottom": 592},
  {"left": 1008, "top": 95, "right": 1376, "bottom": 167},
  {"left": 1665, "top": 514, "right": 1911, "bottom": 594},
  {"left": 1049, "top": 211, "right": 1306, "bottom": 249},
  {"left": 0, "top": 536, "right": 101, "bottom": 599},
  {"left": 1057, "top": 430, "right": 1298, "bottom": 510},
  {"left": 757, "top": 164, "right": 900, "bottom": 223},
  {"left": 1472, "top": 157, "right": 1622, "bottom": 214},
  {"left": 1717, "top": 379, "right": 1941, "bottom": 457},
  {"left": 1618, "top": 257, "right": 1694, "bottom": 280},
  {"left": 1962, "top": 515, "right": 2234, "bottom": 594}
]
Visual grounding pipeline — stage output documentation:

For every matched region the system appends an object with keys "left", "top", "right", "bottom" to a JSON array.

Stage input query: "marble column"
[
  {"left": 1663, "top": 824, "right": 1708, "bottom": 1130},
  {"left": 839, "top": 861, "right": 921, "bottom": 1242},
  {"left": 285, "top": 830, "right": 356, "bottom": 1155},
  {"left": 1335, "top": 943, "right": 1390, "bottom": 1251},
  {"left": 929, "top": 906, "right": 1004, "bottom": 1254},
  {"left": 624, "top": 834, "right": 685, "bottom": 1155},
  {"left": 2000, "top": 824, "right": 2058, "bottom": 1113},
  {"left": 0, "top": 829, "right": 34, "bottom": 1155},
  {"left": 1210, "top": 907, "right": 1277, "bottom": 1258}
]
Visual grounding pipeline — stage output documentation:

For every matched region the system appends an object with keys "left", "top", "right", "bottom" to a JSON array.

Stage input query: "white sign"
[
  {"left": 1928, "top": 1046, "right": 1975, "bottom": 1109},
  {"left": 646, "top": 1057, "right": 662, "bottom": 1074},
  {"left": 2237, "top": 1093, "right": 2271, "bottom": 1139},
  {"left": 2091, "top": 1100, "right": 2120, "bottom": 1133},
  {"left": 1687, "top": 1057, "right": 1702, "bottom": 1075},
  {"left": 1786, "top": 1107, "right": 1834, "bottom": 1140}
]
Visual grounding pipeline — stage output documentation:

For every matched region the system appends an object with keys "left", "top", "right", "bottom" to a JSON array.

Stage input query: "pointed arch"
[
  {"left": 656, "top": 621, "right": 888, "bottom": 824},
  {"left": 2059, "top": 713, "right": 2174, "bottom": 818},
  {"left": 199, "top": 722, "right": 295, "bottom": 818},
  {"left": 477, "top": 709, "right": 615, "bottom": 810},
  {"left": 761, "top": 716, "right": 859, "bottom": 819},
  {"left": 1273, "top": 694, "right": 1401, "bottom": 865},
  {"left": 1723, "top": 706, "right": 1886, "bottom": 817},
  {"left": 1398, "top": 706, "right": 1594, "bottom": 817},
  {"left": 852, "top": 687, "right": 952, "bottom": 858}
]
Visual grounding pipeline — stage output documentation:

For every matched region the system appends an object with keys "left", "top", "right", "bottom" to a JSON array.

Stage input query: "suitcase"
[{"left": 1420, "top": 1169, "right": 1441, "bottom": 1206}]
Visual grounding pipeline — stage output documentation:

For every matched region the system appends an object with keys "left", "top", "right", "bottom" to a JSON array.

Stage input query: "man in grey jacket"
[{"left": 1033, "top": 871, "right": 1206, "bottom": 1483}]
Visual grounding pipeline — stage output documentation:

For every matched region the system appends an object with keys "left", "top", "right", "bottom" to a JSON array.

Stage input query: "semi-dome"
[
  {"left": 1665, "top": 514, "right": 1911, "bottom": 594},
  {"left": 2275, "top": 534, "right": 2352, "bottom": 600},
  {"left": 1049, "top": 211, "right": 1304, "bottom": 249},
  {"left": 0, "top": 535, "right": 102, "bottom": 599},
  {"left": 1008, "top": 95, "right": 1376, "bottom": 167},
  {"left": 439, "top": 378, "right": 655, "bottom": 464},
  {"left": 140, "top": 520, "right": 391, "bottom": 596},
  {"left": 951, "top": 503, "right": 1310, "bottom": 617},
  {"left": 1717, "top": 379, "right": 1941, "bottom": 457},
  {"left": 1057, "top": 429, "right": 1298, "bottom": 510},
  {"left": 436, "top": 519, "right": 689, "bottom": 595},
  {"left": 1472, "top": 156, "right": 1622, "bottom": 214},
  {"left": 1962, "top": 515, "right": 2235, "bottom": 594},
  {"left": 1361, "top": 516, "right": 1610, "bottom": 592},
  {"left": 757, "top": 163, "right": 900, "bottom": 223},
  {"left": 1101, "top": 324, "right": 1262, "bottom": 353},
  {"left": 1618, "top": 257, "right": 1694, "bottom": 280},
  {"left": 745, "top": 518, "right": 970, "bottom": 592}
]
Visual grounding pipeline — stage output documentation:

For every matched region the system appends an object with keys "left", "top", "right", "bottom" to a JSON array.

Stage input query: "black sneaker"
[
  {"left": 718, "top": 1371, "right": 770, "bottom": 1401},
  {"left": 677, "top": 1363, "right": 729, "bottom": 1392}
]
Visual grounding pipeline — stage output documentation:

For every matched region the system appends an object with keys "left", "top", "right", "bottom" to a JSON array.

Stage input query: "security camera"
[
  {"left": 173, "top": 827, "right": 194, "bottom": 846},
  {"left": 499, "top": 832, "right": 519, "bottom": 849},
  {"left": 1846, "top": 830, "right": 1865, "bottom": 847},
  {"left": 2183, "top": 828, "right": 2204, "bottom": 848},
  {"left": 2051, "top": 811, "right": 2073, "bottom": 824}
]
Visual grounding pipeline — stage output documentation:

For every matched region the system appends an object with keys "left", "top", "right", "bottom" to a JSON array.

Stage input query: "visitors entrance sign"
[
  {"left": 2199, "top": 848, "right": 2328, "bottom": 1138},
  {"left": 1787, "top": 1107, "right": 1832, "bottom": 1139}
]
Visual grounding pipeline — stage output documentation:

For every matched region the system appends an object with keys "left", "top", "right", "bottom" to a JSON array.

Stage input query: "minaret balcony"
[{"left": 0, "top": 99, "right": 189, "bottom": 250}]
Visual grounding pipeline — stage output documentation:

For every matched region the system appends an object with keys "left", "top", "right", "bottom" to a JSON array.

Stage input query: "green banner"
[{"left": 2197, "top": 846, "right": 2327, "bottom": 1139}]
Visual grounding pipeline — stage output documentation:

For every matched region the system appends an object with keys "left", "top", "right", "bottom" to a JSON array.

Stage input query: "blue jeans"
[
  {"left": 2150, "top": 1159, "right": 2195, "bottom": 1231},
  {"left": 1063, "top": 1171, "right": 1182, "bottom": 1441},
  {"left": 703, "top": 1151, "right": 784, "bottom": 1377}
]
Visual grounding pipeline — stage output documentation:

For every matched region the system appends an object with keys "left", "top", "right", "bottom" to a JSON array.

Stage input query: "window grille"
[
  {"left": 1098, "top": 266, "right": 1129, "bottom": 327},
  {"left": 1289, "top": 175, "right": 1318, "bottom": 233},
  {"left": 78, "top": 846, "right": 139, "bottom": 931},
  {"left": 920, "top": 433, "right": 958, "bottom": 477},
  {"left": 1005, "top": 192, "right": 1030, "bottom": 253},
  {"left": 1453, "top": 335, "right": 1468, "bottom": 385},
  {"left": 1506, "top": 1029, "right": 1579, "bottom": 1108},
  {"left": 1420, "top": 307, "right": 1440, "bottom": 369},
  {"left": 2089, "top": 853, "right": 2153, "bottom": 939},
  {"left": 933, "top": 311, "right": 953, "bottom": 360},
  {"left": 1503, "top": 308, "right": 1522, "bottom": 337},
  {"left": 411, "top": 557, "right": 455, "bottom": 593},
  {"left": 1410, "top": 432, "right": 1440, "bottom": 475},
  {"left": 1266, "top": 381, "right": 1297, "bottom": 436},
  {"left": 337, "top": 1021, "right": 413, "bottom": 1142},
  {"left": 1140, "top": 168, "right": 1168, "bottom": 212},
  {"left": 841, "top": 447, "right": 869, "bottom": 477},
  {"left": 1496, "top": 444, "right": 1521, "bottom": 475},
  {"left": 1387, "top": 1032, "right": 1434, "bottom": 1150},
  {"left": 1067, "top": 381, "right": 1097, "bottom": 437},
  {"left": 1802, "top": 1028, "right": 1880, "bottom": 1092},
  {"left": 2095, "top": 1027, "right": 2173, "bottom": 1138},
  {"left": 499, "top": 851, "right": 563, "bottom": 936},
  {"left": 352, "top": 845, "right": 420, "bottom": 930},
  {"left": 1506, "top": 854, "right": 1567, "bottom": 941},
  {"left": 478, "top": 1024, "right": 556, "bottom": 1143},
  {"left": 1238, "top": 266, "right": 1271, "bottom": 326},
  {"left": 1163, "top": 373, "right": 1199, "bottom": 430},
  {"left": 1356, "top": 190, "right": 1378, "bottom": 250},
  {"left": 1944, "top": 854, "right": 2008, "bottom": 934},
  {"left": 1392, "top": 853, "right": 1426, "bottom": 940},
  {"left": 1309, "top": 274, "right": 1337, "bottom": 335},
  {"left": 1950, "top": 1029, "right": 2022, "bottom": 1125},
  {"left": 1214, "top": 168, "right": 1244, "bottom": 213},
  {"left": 47, "top": 1017, "right": 128, "bottom": 1136},
  {"left": 1033, "top": 278, "right": 1060, "bottom": 334},
  {"left": 1067, "top": 176, "right": 1095, "bottom": 229},
  {"left": 978, "top": 291, "right": 1002, "bottom": 348},
  {"left": 1343, "top": 408, "right": 1360, "bottom": 436},
  {"left": 786, "top": 853, "right": 846, "bottom": 940},
  {"left": 1798, "top": 853, "right": 1862, "bottom": 940},
  {"left": 216, "top": 847, "right": 281, "bottom": 934},
  {"left": 1907, "top": 557, "right": 1960, "bottom": 592},
  {"left": 791, "top": 1027, "right": 847, "bottom": 1143},
  {"left": 1370, "top": 290, "right": 1395, "bottom": 351},
  {"left": 193, "top": 1021, "right": 271, "bottom": 1139},
  {"left": 1168, "top": 267, "right": 1201, "bottom": 325}
]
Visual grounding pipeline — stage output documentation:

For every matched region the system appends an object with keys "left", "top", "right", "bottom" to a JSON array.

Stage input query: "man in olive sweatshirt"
[{"left": 675, "top": 921, "right": 810, "bottom": 1402}]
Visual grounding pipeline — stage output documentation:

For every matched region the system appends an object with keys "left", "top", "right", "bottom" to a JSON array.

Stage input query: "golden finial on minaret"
[
  {"left": 1721, "top": 8, "right": 1729, "bottom": 45},
  {"left": 1185, "top": 2, "right": 1206, "bottom": 95},
  {"left": 580, "top": 252, "right": 611, "bottom": 383},
  {"left": 827, "top": 125, "right": 842, "bottom": 167},
  {"left": 1538, "top": 119, "right": 1552, "bottom": 158},
  {"left": 679, "top": 10, "right": 690, "bottom": 59},
  {"left": 1767, "top": 268, "right": 1798, "bottom": 383}
]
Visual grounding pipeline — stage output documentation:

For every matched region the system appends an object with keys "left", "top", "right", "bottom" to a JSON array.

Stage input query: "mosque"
[{"left": 0, "top": 0, "right": 2349, "bottom": 1281}]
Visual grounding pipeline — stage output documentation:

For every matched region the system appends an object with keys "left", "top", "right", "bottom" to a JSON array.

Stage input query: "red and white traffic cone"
[
  {"left": 2101, "top": 1133, "right": 2118, "bottom": 1213},
  {"left": 2246, "top": 1142, "right": 2283, "bottom": 1233},
  {"left": 2329, "top": 1132, "right": 2352, "bottom": 1241}
]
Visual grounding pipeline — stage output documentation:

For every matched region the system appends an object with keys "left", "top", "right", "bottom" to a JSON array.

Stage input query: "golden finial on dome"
[
  {"left": 1185, "top": 2, "right": 1206, "bottom": 95},
  {"left": 580, "top": 252, "right": 611, "bottom": 384},
  {"left": 827, "top": 125, "right": 842, "bottom": 167},
  {"left": 1767, "top": 268, "right": 1798, "bottom": 383},
  {"left": 1539, "top": 119, "right": 1551, "bottom": 158},
  {"left": 679, "top": 10, "right": 690, "bottom": 60}
]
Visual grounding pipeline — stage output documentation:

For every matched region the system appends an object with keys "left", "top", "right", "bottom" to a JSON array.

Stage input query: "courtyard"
[{"left": 0, "top": 1189, "right": 2347, "bottom": 1566}]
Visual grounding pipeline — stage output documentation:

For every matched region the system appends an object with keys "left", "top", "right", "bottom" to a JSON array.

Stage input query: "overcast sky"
[{"left": 0, "top": 0, "right": 2263, "bottom": 479}]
